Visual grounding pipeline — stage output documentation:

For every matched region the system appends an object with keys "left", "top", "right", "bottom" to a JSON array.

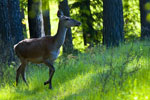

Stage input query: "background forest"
[{"left": 0, "top": 0, "right": 150, "bottom": 100}]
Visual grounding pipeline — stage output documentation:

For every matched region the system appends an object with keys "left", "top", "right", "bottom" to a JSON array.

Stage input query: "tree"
[
  {"left": 103, "top": 0, "right": 124, "bottom": 47},
  {"left": 42, "top": 0, "right": 51, "bottom": 35},
  {"left": 0, "top": 0, "right": 24, "bottom": 63},
  {"left": 8, "top": 0, "right": 24, "bottom": 44},
  {"left": 140, "top": 0, "right": 150, "bottom": 39},
  {"left": 59, "top": 0, "right": 74, "bottom": 53},
  {"left": 28, "top": 0, "right": 45, "bottom": 38},
  {"left": 0, "top": 0, "right": 14, "bottom": 63}
]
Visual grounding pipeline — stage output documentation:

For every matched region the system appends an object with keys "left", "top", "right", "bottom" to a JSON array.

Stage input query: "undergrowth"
[{"left": 0, "top": 40, "right": 150, "bottom": 100}]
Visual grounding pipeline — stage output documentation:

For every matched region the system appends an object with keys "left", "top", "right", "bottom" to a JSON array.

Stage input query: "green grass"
[{"left": 0, "top": 40, "right": 150, "bottom": 100}]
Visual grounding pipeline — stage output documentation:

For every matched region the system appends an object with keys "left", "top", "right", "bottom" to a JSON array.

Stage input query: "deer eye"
[{"left": 65, "top": 18, "right": 70, "bottom": 20}]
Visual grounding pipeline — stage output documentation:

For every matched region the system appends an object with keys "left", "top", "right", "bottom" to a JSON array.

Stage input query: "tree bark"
[
  {"left": 42, "top": 0, "right": 51, "bottom": 36},
  {"left": 28, "top": 0, "right": 45, "bottom": 38},
  {"left": 140, "top": 0, "right": 150, "bottom": 39},
  {"left": 103, "top": 0, "right": 124, "bottom": 47},
  {"left": 59, "top": 0, "right": 74, "bottom": 53},
  {"left": 8, "top": 0, "right": 24, "bottom": 44},
  {"left": 0, "top": 0, "right": 14, "bottom": 63}
]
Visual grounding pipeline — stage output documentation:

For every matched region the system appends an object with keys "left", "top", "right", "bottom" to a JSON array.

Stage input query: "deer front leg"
[{"left": 44, "top": 60, "right": 55, "bottom": 89}]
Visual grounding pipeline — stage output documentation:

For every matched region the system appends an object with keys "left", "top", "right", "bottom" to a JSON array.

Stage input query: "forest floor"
[{"left": 0, "top": 40, "right": 150, "bottom": 100}]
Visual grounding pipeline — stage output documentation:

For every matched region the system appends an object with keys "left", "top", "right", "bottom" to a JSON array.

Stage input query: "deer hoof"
[
  {"left": 49, "top": 85, "right": 52, "bottom": 89},
  {"left": 44, "top": 81, "right": 49, "bottom": 85}
]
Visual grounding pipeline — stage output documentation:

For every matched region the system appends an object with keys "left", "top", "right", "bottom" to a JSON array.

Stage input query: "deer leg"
[
  {"left": 21, "top": 65, "right": 28, "bottom": 86},
  {"left": 44, "top": 60, "right": 55, "bottom": 89},
  {"left": 16, "top": 61, "right": 27, "bottom": 86},
  {"left": 16, "top": 64, "right": 21, "bottom": 86}
]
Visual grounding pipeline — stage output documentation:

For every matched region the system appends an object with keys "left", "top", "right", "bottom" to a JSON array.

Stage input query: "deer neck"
[{"left": 54, "top": 21, "right": 68, "bottom": 49}]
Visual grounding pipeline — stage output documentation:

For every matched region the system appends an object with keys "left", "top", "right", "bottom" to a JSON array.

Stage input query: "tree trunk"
[
  {"left": 103, "top": 0, "right": 124, "bottom": 47},
  {"left": 79, "top": 0, "right": 97, "bottom": 46},
  {"left": 59, "top": 0, "right": 74, "bottom": 53},
  {"left": 28, "top": 0, "right": 45, "bottom": 38},
  {"left": 0, "top": 0, "right": 14, "bottom": 63},
  {"left": 8, "top": 0, "right": 24, "bottom": 44},
  {"left": 140, "top": 0, "right": 150, "bottom": 39},
  {"left": 42, "top": 0, "right": 51, "bottom": 36}
]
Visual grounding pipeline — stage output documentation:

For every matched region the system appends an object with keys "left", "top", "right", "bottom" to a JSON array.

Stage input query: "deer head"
[{"left": 57, "top": 10, "right": 81, "bottom": 28}]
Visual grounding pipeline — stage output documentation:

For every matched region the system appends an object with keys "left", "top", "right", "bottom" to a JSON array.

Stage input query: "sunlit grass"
[{"left": 0, "top": 40, "right": 150, "bottom": 100}]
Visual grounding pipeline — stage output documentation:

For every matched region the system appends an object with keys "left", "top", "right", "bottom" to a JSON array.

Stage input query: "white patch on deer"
[{"left": 50, "top": 50, "right": 60, "bottom": 61}]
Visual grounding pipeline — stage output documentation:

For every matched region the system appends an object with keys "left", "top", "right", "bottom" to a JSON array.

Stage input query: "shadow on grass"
[{"left": 62, "top": 73, "right": 101, "bottom": 100}]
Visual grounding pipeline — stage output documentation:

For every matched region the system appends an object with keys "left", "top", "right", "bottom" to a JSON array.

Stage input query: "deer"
[{"left": 14, "top": 10, "right": 81, "bottom": 89}]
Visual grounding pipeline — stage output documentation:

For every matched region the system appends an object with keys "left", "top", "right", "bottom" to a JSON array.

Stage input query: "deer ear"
[{"left": 57, "top": 10, "right": 64, "bottom": 18}]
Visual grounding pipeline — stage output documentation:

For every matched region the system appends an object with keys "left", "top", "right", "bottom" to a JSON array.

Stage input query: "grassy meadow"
[
  {"left": 0, "top": 1, "right": 150, "bottom": 100},
  {"left": 0, "top": 40, "right": 150, "bottom": 100}
]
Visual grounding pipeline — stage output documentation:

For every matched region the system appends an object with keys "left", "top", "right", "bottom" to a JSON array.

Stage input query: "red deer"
[{"left": 14, "top": 10, "right": 81, "bottom": 89}]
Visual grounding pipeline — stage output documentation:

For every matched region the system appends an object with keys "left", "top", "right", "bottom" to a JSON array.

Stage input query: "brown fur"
[
  {"left": 14, "top": 36, "right": 57, "bottom": 63},
  {"left": 14, "top": 10, "right": 81, "bottom": 89}
]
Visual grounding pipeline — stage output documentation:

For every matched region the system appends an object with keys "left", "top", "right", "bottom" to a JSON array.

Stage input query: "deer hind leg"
[
  {"left": 21, "top": 65, "right": 28, "bottom": 86},
  {"left": 16, "top": 61, "right": 27, "bottom": 86},
  {"left": 44, "top": 60, "right": 55, "bottom": 89}
]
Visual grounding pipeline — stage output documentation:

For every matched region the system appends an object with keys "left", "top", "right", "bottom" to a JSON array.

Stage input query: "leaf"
[
  {"left": 146, "top": 13, "right": 150, "bottom": 22},
  {"left": 144, "top": 3, "right": 150, "bottom": 10}
]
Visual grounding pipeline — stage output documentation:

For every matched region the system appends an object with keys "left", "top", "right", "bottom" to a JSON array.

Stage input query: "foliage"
[
  {"left": 20, "top": 0, "right": 28, "bottom": 13},
  {"left": 123, "top": 0, "right": 141, "bottom": 40},
  {"left": 0, "top": 40, "right": 150, "bottom": 100},
  {"left": 19, "top": 0, "right": 142, "bottom": 50},
  {"left": 69, "top": 0, "right": 141, "bottom": 49},
  {"left": 145, "top": 2, "right": 150, "bottom": 22},
  {"left": 70, "top": 0, "right": 103, "bottom": 46}
]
